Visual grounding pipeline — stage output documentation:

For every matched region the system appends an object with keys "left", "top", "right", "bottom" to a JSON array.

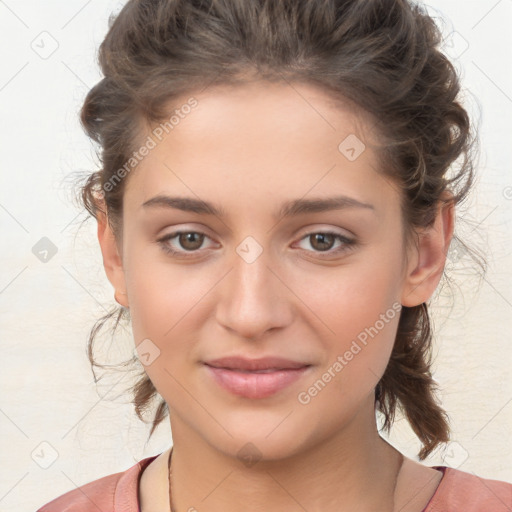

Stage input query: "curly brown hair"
[{"left": 76, "top": 0, "right": 483, "bottom": 460}]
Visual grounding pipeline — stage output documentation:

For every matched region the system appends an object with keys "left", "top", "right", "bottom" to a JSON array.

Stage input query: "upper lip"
[{"left": 204, "top": 356, "right": 310, "bottom": 371}]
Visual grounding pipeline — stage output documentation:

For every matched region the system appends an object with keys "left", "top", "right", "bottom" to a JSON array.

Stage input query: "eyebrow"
[{"left": 141, "top": 194, "right": 375, "bottom": 218}]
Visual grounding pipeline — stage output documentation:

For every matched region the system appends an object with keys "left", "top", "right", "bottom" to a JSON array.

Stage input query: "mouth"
[
  {"left": 203, "top": 358, "right": 312, "bottom": 399},
  {"left": 204, "top": 355, "right": 310, "bottom": 372},
  {"left": 212, "top": 368, "right": 296, "bottom": 373}
]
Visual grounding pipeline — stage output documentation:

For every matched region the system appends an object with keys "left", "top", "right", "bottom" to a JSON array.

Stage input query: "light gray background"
[{"left": 0, "top": 1, "right": 511, "bottom": 510}]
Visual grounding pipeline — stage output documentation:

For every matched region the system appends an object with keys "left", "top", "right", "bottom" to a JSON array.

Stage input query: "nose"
[{"left": 214, "top": 249, "right": 294, "bottom": 341}]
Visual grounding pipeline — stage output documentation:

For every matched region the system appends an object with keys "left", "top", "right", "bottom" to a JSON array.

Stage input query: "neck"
[{"left": 168, "top": 398, "right": 404, "bottom": 512}]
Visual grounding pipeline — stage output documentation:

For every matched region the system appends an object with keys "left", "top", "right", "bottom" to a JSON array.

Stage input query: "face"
[{"left": 105, "top": 81, "right": 428, "bottom": 461}]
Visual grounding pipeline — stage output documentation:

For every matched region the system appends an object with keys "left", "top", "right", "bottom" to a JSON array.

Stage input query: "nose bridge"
[{"left": 215, "top": 241, "right": 292, "bottom": 339}]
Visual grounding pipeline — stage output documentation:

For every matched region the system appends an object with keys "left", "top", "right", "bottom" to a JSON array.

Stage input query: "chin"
[{"left": 196, "top": 414, "right": 316, "bottom": 466}]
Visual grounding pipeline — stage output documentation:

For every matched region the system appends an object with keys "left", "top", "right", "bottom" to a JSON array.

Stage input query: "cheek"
[
  {"left": 125, "top": 255, "right": 210, "bottom": 404},
  {"left": 293, "top": 250, "right": 403, "bottom": 399},
  {"left": 124, "top": 238, "right": 208, "bottom": 340},
  {"left": 295, "top": 283, "right": 401, "bottom": 429},
  {"left": 294, "top": 243, "right": 403, "bottom": 337}
]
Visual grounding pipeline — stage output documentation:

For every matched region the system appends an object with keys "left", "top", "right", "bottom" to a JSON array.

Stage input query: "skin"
[{"left": 97, "top": 81, "right": 454, "bottom": 511}]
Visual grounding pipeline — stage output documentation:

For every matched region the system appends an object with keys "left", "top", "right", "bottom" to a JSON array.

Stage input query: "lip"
[
  {"left": 204, "top": 356, "right": 312, "bottom": 399},
  {"left": 205, "top": 356, "right": 310, "bottom": 371}
]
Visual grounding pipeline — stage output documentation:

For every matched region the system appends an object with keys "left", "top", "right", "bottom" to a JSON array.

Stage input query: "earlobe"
[
  {"left": 401, "top": 198, "right": 455, "bottom": 307},
  {"left": 97, "top": 210, "right": 129, "bottom": 308}
]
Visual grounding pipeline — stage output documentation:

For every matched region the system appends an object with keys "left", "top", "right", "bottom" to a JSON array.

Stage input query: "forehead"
[
  {"left": 123, "top": 80, "right": 395, "bottom": 217},
  {"left": 154, "top": 80, "right": 375, "bottom": 147}
]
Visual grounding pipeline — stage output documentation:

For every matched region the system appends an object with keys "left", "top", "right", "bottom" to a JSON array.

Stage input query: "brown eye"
[
  {"left": 157, "top": 230, "right": 213, "bottom": 257},
  {"left": 177, "top": 232, "right": 205, "bottom": 251},
  {"left": 295, "top": 231, "right": 356, "bottom": 258},
  {"left": 309, "top": 233, "right": 336, "bottom": 252}
]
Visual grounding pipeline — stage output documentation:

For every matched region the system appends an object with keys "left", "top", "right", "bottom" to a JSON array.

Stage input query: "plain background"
[{"left": 0, "top": 0, "right": 511, "bottom": 510}]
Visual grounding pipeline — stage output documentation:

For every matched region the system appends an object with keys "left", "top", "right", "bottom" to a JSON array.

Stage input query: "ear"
[
  {"left": 401, "top": 194, "right": 455, "bottom": 307},
  {"left": 97, "top": 209, "right": 129, "bottom": 308}
]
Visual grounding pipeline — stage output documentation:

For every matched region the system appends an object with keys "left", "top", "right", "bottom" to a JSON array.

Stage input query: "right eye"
[{"left": 157, "top": 230, "right": 215, "bottom": 258}]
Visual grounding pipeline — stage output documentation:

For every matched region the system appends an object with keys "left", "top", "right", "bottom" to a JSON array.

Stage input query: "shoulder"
[
  {"left": 426, "top": 466, "right": 512, "bottom": 512},
  {"left": 36, "top": 455, "right": 159, "bottom": 512}
]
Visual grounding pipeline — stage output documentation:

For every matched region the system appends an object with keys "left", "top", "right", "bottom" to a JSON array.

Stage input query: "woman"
[{"left": 38, "top": 0, "right": 512, "bottom": 510}]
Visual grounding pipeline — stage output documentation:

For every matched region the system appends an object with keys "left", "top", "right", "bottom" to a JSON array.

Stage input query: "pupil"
[
  {"left": 181, "top": 232, "right": 202, "bottom": 250},
  {"left": 313, "top": 233, "right": 333, "bottom": 251}
]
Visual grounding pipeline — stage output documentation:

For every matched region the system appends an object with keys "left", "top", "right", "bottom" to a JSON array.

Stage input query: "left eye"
[{"left": 295, "top": 231, "right": 356, "bottom": 256}]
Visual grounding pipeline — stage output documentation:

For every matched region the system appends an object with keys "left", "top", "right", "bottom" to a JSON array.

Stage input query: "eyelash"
[{"left": 156, "top": 230, "right": 357, "bottom": 259}]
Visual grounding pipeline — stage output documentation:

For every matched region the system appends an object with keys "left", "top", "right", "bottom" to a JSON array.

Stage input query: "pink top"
[{"left": 37, "top": 455, "right": 512, "bottom": 511}]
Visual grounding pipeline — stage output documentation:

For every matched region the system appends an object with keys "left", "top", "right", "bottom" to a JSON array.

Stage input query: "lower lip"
[{"left": 205, "top": 365, "right": 311, "bottom": 399}]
